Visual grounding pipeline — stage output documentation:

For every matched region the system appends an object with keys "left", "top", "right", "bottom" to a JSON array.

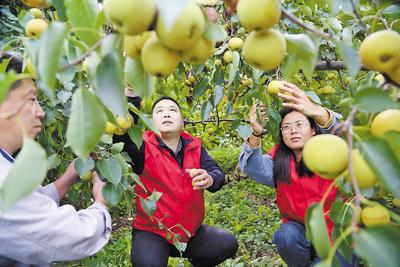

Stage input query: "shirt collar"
[{"left": 0, "top": 148, "right": 15, "bottom": 163}]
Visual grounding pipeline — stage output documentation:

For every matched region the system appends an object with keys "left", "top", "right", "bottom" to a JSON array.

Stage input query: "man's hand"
[
  {"left": 92, "top": 171, "right": 108, "bottom": 207},
  {"left": 186, "top": 168, "right": 214, "bottom": 190}
]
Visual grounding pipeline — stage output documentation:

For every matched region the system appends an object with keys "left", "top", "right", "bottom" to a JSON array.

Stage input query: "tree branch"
[
  {"left": 281, "top": 9, "right": 333, "bottom": 40},
  {"left": 349, "top": 0, "right": 369, "bottom": 34},
  {"left": 184, "top": 118, "right": 247, "bottom": 125},
  {"left": 59, "top": 37, "right": 103, "bottom": 71}
]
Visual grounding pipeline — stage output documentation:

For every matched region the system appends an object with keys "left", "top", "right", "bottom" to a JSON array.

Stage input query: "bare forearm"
[{"left": 54, "top": 164, "right": 78, "bottom": 199}]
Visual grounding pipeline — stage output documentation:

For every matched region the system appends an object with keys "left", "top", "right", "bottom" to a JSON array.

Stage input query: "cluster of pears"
[
  {"left": 105, "top": 114, "right": 134, "bottom": 136},
  {"left": 235, "top": 0, "right": 286, "bottom": 72},
  {"left": 104, "top": 0, "right": 215, "bottom": 77},
  {"left": 21, "top": 0, "right": 51, "bottom": 39},
  {"left": 359, "top": 30, "right": 400, "bottom": 84},
  {"left": 303, "top": 108, "right": 400, "bottom": 190}
]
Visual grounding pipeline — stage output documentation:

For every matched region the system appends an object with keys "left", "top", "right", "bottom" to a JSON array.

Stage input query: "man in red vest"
[{"left": 114, "top": 91, "right": 238, "bottom": 267}]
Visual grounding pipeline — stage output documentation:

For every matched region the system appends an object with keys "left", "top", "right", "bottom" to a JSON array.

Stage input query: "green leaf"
[
  {"left": 102, "top": 183, "right": 124, "bottom": 207},
  {"left": 337, "top": 41, "right": 361, "bottom": 78},
  {"left": 305, "top": 90, "right": 322, "bottom": 105},
  {"left": 213, "top": 85, "right": 224, "bottom": 107},
  {"left": 74, "top": 157, "right": 95, "bottom": 176},
  {"left": 94, "top": 53, "right": 127, "bottom": 117},
  {"left": 359, "top": 138, "right": 400, "bottom": 198},
  {"left": 130, "top": 105, "right": 160, "bottom": 135},
  {"left": 228, "top": 51, "right": 240, "bottom": 84},
  {"left": 201, "top": 100, "right": 213, "bottom": 122},
  {"left": 47, "top": 154, "right": 61, "bottom": 170},
  {"left": 149, "top": 191, "right": 162, "bottom": 202},
  {"left": 193, "top": 77, "right": 209, "bottom": 97},
  {"left": 173, "top": 235, "right": 188, "bottom": 253},
  {"left": 0, "top": 57, "right": 11, "bottom": 72},
  {"left": 97, "top": 156, "right": 122, "bottom": 186},
  {"left": 329, "top": 201, "right": 353, "bottom": 224},
  {"left": 125, "top": 58, "right": 155, "bottom": 100},
  {"left": 354, "top": 225, "right": 400, "bottom": 267},
  {"left": 282, "top": 34, "right": 319, "bottom": 79},
  {"left": 203, "top": 20, "right": 228, "bottom": 42},
  {"left": 154, "top": 0, "right": 187, "bottom": 31},
  {"left": 127, "top": 125, "right": 143, "bottom": 149},
  {"left": 305, "top": 203, "right": 331, "bottom": 259},
  {"left": 131, "top": 173, "right": 147, "bottom": 193},
  {"left": 52, "top": 0, "right": 68, "bottom": 21},
  {"left": 66, "top": 88, "right": 107, "bottom": 159},
  {"left": 65, "top": 0, "right": 100, "bottom": 47},
  {"left": 111, "top": 142, "right": 124, "bottom": 154},
  {"left": 37, "top": 22, "right": 67, "bottom": 101},
  {"left": 354, "top": 87, "right": 398, "bottom": 113},
  {"left": 1, "top": 139, "right": 47, "bottom": 211},
  {"left": 140, "top": 197, "right": 157, "bottom": 217},
  {"left": 382, "top": 131, "right": 400, "bottom": 162},
  {"left": 237, "top": 124, "right": 252, "bottom": 140}
]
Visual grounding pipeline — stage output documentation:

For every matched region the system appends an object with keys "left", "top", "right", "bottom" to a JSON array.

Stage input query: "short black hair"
[
  {"left": 1, "top": 52, "right": 24, "bottom": 90},
  {"left": 151, "top": 96, "right": 181, "bottom": 113}
]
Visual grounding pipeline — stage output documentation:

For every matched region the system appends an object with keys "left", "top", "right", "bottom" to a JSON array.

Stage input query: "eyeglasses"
[{"left": 281, "top": 121, "right": 310, "bottom": 134}]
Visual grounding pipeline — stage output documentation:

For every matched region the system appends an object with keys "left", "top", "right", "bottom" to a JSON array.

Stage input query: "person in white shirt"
[{"left": 0, "top": 54, "right": 112, "bottom": 266}]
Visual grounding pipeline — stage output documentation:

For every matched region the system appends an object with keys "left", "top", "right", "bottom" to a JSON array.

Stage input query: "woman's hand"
[
  {"left": 277, "top": 81, "right": 330, "bottom": 124},
  {"left": 249, "top": 103, "right": 267, "bottom": 136}
]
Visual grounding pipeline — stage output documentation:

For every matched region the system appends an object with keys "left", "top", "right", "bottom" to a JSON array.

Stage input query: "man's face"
[
  {"left": 152, "top": 99, "right": 183, "bottom": 134},
  {"left": 0, "top": 79, "right": 45, "bottom": 141}
]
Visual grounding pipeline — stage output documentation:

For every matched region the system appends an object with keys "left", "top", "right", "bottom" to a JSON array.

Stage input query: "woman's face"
[{"left": 281, "top": 111, "right": 315, "bottom": 152}]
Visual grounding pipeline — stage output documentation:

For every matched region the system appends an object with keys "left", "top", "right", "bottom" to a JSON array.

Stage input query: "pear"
[
  {"left": 25, "top": 18, "right": 48, "bottom": 38},
  {"left": 104, "top": 0, "right": 155, "bottom": 36},
  {"left": 237, "top": 0, "right": 281, "bottom": 31},
  {"left": 156, "top": 2, "right": 205, "bottom": 51},
  {"left": 371, "top": 109, "right": 400, "bottom": 137},
  {"left": 182, "top": 37, "right": 214, "bottom": 64},
  {"left": 242, "top": 29, "right": 286, "bottom": 72},
  {"left": 124, "top": 31, "right": 152, "bottom": 60},
  {"left": 359, "top": 30, "right": 400, "bottom": 72},
  {"left": 141, "top": 35, "right": 181, "bottom": 77}
]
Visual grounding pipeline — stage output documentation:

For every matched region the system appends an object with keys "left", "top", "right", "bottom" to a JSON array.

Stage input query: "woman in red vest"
[
  {"left": 114, "top": 92, "right": 238, "bottom": 267},
  {"left": 239, "top": 81, "right": 356, "bottom": 266}
]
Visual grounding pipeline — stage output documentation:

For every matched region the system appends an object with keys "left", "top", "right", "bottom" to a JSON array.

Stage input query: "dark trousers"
[
  {"left": 131, "top": 224, "right": 238, "bottom": 267},
  {"left": 273, "top": 221, "right": 358, "bottom": 267}
]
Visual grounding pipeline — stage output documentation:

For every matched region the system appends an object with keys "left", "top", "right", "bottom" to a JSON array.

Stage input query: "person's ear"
[{"left": 311, "top": 128, "right": 316, "bottom": 136}]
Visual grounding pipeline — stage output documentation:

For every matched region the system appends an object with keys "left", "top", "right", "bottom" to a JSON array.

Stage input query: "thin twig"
[
  {"left": 184, "top": 118, "right": 247, "bottom": 125},
  {"left": 59, "top": 37, "right": 104, "bottom": 71},
  {"left": 281, "top": 9, "right": 333, "bottom": 40},
  {"left": 349, "top": 0, "right": 369, "bottom": 34}
]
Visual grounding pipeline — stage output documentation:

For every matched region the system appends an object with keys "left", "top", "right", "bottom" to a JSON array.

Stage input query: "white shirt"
[{"left": 0, "top": 149, "right": 112, "bottom": 265}]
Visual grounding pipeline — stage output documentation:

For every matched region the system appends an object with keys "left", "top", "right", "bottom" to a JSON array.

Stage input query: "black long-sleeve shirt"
[{"left": 113, "top": 97, "right": 225, "bottom": 192}]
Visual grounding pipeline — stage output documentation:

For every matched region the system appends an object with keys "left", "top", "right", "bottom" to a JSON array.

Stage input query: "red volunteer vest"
[
  {"left": 133, "top": 131, "right": 204, "bottom": 243},
  {"left": 269, "top": 145, "right": 337, "bottom": 236}
]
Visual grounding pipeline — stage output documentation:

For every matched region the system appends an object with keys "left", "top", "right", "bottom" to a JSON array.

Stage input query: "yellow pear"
[
  {"left": 223, "top": 50, "right": 233, "bottom": 63},
  {"left": 361, "top": 206, "right": 390, "bottom": 227},
  {"left": 267, "top": 80, "right": 283, "bottom": 94},
  {"left": 156, "top": 2, "right": 205, "bottom": 51},
  {"left": 124, "top": 31, "right": 152, "bottom": 60},
  {"left": 393, "top": 198, "right": 400, "bottom": 208},
  {"left": 29, "top": 8, "right": 42, "bottom": 18},
  {"left": 117, "top": 114, "right": 133, "bottom": 130},
  {"left": 387, "top": 65, "right": 400, "bottom": 84},
  {"left": 182, "top": 37, "right": 214, "bottom": 64},
  {"left": 359, "top": 30, "right": 400, "bottom": 72},
  {"left": 242, "top": 29, "right": 286, "bottom": 72},
  {"left": 303, "top": 134, "right": 349, "bottom": 179},
  {"left": 105, "top": 122, "right": 117, "bottom": 135},
  {"left": 228, "top": 37, "right": 243, "bottom": 51},
  {"left": 21, "top": 0, "right": 44, "bottom": 7},
  {"left": 237, "top": 0, "right": 281, "bottom": 31},
  {"left": 104, "top": 0, "right": 155, "bottom": 35},
  {"left": 348, "top": 149, "right": 377, "bottom": 189},
  {"left": 371, "top": 109, "right": 400, "bottom": 137},
  {"left": 343, "top": 77, "right": 352, "bottom": 86},
  {"left": 141, "top": 35, "right": 180, "bottom": 77},
  {"left": 25, "top": 18, "right": 48, "bottom": 38},
  {"left": 80, "top": 171, "right": 93, "bottom": 182},
  {"left": 323, "top": 85, "right": 335, "bottom": 94},
  {"left": 114, "top": 127, "right": 127, "bottom": 136}
]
